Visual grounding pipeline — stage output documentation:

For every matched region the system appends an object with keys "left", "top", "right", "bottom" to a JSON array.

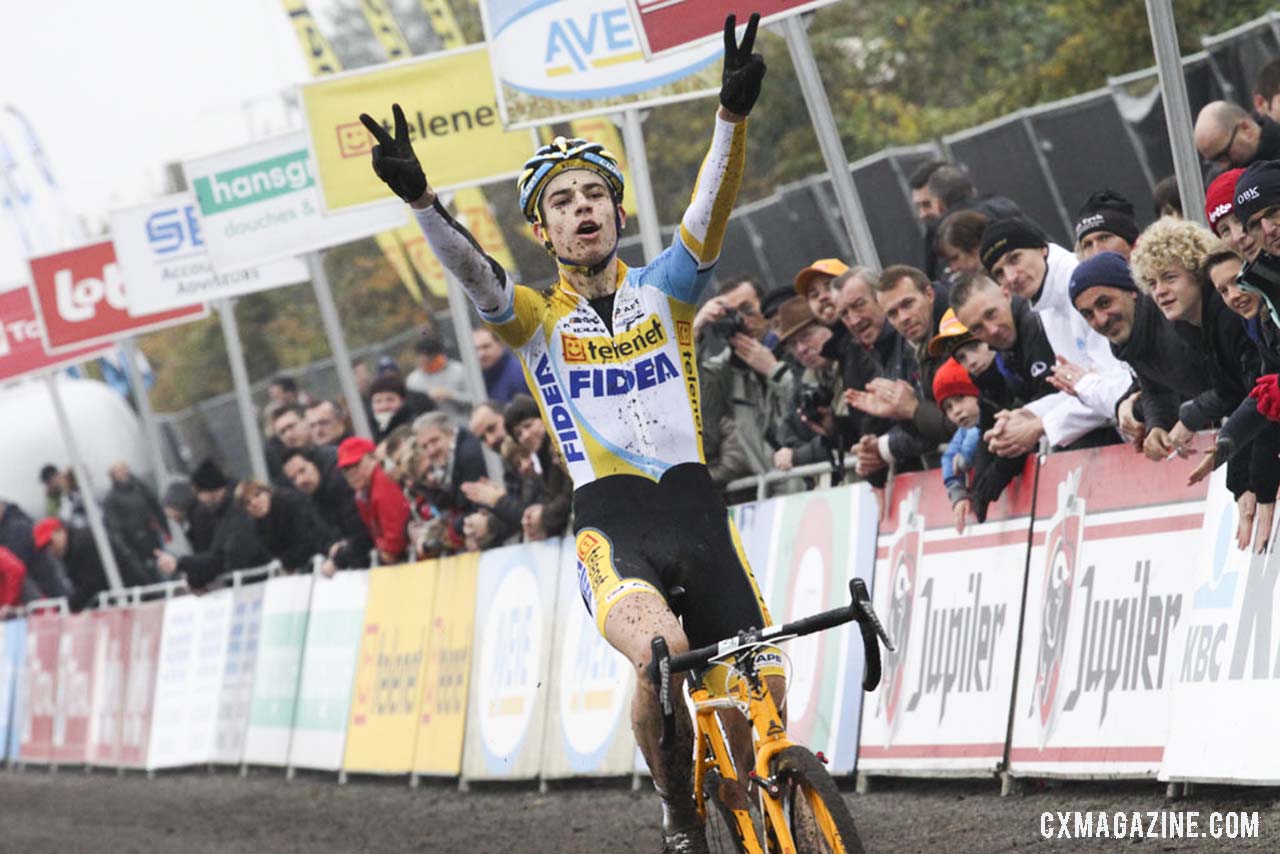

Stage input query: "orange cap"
[
  {"left": 926, "top": 307, "right": 975, "bottom": 358},
  {"left": 793, "top": 258, "right": 850, "bottom": 297}
]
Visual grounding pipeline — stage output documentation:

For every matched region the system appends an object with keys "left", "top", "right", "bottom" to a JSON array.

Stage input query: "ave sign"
[{"left": 624, "top": 0, "right": 840, "bottom": 59}]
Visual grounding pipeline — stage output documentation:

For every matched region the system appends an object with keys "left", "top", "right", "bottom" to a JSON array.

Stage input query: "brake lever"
[
  {"left": 850, "top": 578, "right": 894, "bottom": 651},
  {"left": 650, "top": 636, "right": 675, "bottom": 749}
]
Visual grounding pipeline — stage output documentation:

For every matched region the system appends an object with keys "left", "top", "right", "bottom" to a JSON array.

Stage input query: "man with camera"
[{"left": 695, "top": 276, "right": 796, "bottom": 490}]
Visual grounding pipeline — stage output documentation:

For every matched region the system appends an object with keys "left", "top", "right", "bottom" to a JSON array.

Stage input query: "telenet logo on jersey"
[{"left": 561, "top": 314, "right": 666, "bottom": 363}]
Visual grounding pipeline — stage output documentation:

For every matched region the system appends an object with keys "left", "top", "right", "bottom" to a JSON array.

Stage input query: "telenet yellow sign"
[{"left": 301, "top": 45, "right": 536, "bottom": 213}]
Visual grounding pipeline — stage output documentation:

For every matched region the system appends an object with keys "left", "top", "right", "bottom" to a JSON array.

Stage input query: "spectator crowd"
[{"left": 6, "top": 61, "right": 1280, "bottom": 609}]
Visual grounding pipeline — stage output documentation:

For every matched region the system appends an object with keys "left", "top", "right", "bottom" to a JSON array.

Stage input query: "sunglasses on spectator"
[{"left": 1204, "top": 123, "right": 1240, "bottom": 165}]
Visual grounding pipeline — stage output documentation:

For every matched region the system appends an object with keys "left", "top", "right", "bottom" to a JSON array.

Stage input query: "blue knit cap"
[{"left": 1068, "top": 251, "right": 1139, "bottom": 304}]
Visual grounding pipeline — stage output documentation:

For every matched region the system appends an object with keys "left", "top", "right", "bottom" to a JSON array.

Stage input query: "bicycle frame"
[{"left": 688, "top": 647, "right": 841, "bottom": 854}]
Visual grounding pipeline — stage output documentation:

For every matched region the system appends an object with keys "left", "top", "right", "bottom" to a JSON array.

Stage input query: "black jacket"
[
  {"left": 312, "top": 462, "right": 372, "bottom": 559},
  {"left": 1175, "top": 288, "right": 1278, "bottom": 502},
  {"left": 176, "top": 484, "right": 271, "bottom": 589},
  {"left": 58, "top": 526, "right": 155, "bottom": 610},
  {"left": 255, "top": 488, "right": 339, "bottom": 572},
  {"left": 103, "top": 476, "right": 167, "bottom": 568},
  {"left": 373, "top": 393, "right": 435, "bottom": 444},
  {"left": 1112, "top": 293, "right": 1217, "bottom": 431}
]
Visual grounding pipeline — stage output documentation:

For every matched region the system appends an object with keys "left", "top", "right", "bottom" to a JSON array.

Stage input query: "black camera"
[
  {"left": 709, "top": 306, "right": 748, "bottom": 340},
  {"left": 798, "top": 383, "right": 833, "bottom": 422}
]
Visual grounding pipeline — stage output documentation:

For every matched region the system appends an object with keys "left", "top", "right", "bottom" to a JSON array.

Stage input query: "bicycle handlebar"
[{"left": 648, "top": 578, "right": 893, "bottom": 748}]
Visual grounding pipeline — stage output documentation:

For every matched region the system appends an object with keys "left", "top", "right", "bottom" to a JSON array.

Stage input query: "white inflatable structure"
[{"left": 0, "top": 376, "right": 149, "bottom": 518}]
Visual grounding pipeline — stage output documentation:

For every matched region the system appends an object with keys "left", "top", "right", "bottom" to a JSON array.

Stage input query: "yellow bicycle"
[{"left": 649, "top": 578, "right": 892, "bottom": 854}]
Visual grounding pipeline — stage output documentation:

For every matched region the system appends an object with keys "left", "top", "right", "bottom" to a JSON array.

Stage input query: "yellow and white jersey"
[{"left": 413, "top": 116, "right": 746, "bottom": 490}]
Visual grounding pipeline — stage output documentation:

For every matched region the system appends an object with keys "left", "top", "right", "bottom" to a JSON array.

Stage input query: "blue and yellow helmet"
[{"left": 516, "top": 136, "right": 625, "bottom": 224}]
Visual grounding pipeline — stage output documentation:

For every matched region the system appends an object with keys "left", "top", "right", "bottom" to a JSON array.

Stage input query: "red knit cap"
[
  {"left": 931, "top": 358, "right": 979, "bottom": 405},
  {"left": 1205, "top": 168, "right": 1244, "bottom": 231}
]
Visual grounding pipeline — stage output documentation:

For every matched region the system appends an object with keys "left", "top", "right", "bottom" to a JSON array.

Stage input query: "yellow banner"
[
  {"left": 393, "top": 221, "right": 448, "bottom": 298},
  {"left": 418, "top": 0, "right": 466, "bottom": 49},
  {"left": 342, "top": 561, "right": 438, "bottom": 774},
  {"left": 411, "top": 553, "right": 479, "bottom": 776},
  {"left": 374, "top": 231, "right": 425, "bottom": 304},
  {"left": 569, "top": 116, "right": 636, "bottom": 218},
  {"left": 359, "top": 0, "right": 411, "bottom": 61},
  {"left": 280, "top": 0, "right": 341, "bottom": 76},
  {"left": 301, "top": 46, "right": 533, "bottom": 212}
]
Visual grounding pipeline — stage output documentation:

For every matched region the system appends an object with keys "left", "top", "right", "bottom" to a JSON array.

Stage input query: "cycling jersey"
[{"left": 413, "top": 117, "right": 746, "bottom": 489}]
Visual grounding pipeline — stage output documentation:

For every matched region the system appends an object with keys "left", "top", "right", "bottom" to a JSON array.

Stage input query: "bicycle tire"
[
  {"left": 702, "top": 766, "right": 758, "bottom": 854},
  {"left": 769, "top": 746, "right": 866, "bottom": 854}
]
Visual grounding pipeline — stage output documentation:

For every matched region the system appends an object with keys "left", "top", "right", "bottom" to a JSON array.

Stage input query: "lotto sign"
[
  {"left": 119, "top": 600, "right": 165, "bottom": 769},
  {"left": 215, "top": 582, "right": 265, "bottom": 764},
  {"left": 0, "top": 287, "right": 107, "bottom": 383},
  {"left": 1162, "top": 468, "right": 1280, "bottom": 784},
  {"left": 857, "top": 463, "right": 1035, "bottom": 776},
  {"left": 242, "top": 575, "right": 313, "bottom": 767},
  {"left": 412, "top": 554, "right": 479, "bottom": 777},
  {"left": 18, "top": 611, "right": 61, "bottom": 763},
  {"left": 112, "top": 192, "right": 308, "bottom": 315},
  {"left": 343, "top": 562, "right": 437, "bottom": 775},
  {"left": 540, "top": 538, "right": 634, "bottom": 777},
  {"left": 147, "top": 592, "right": 234, "bottom": 769},
  {"left": 480, "top": 0, "right": 720, "bottom": 129},
  {"left": 754, "top": 484, "right": 879, "bottom": 773},
  {"left": 461, "top": 540, "right": 560, "bottom": 781},
  {"left": 27, "top": 240, "right": 205, "bottom": 354},
  {"left": 51, "top": 612, "right": 97, "bottom": 765},
  {"left": 1010, "top": 447, "right": 1202, "bottom": 778},
  {"left": 183, "top": 131, "right": 406, "bottom": 271},
  {"left": 300, "top": 46, "right": 534, "bottom": 213},
  {"left": 1, "top": 618, "right": 27, "bottom": 761},
  {"left": 290, "top": 570, "right": 369, "bottom": 772},
  {"left": 625, "top": 0, "right": 840, "bottom": 59},
  {"left": 86, "top": 609, "right": 128, "bottom": 766}
]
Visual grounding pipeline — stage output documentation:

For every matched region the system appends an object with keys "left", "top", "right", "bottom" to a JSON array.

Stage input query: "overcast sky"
[{"left": 0, "top": 0, "right": 314, "bottom": 282}]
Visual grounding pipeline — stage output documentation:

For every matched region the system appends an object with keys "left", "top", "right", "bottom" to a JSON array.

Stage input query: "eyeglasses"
[
  {"left": 1204, "top": 123, "right": 1241, "bottom": 165},
  {"left": 1245, "top": 206, "right": 1280, "bottom": 240}
]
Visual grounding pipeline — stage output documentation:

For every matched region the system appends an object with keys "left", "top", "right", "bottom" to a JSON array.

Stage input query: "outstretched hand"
[
  {"left": 358, "top": 104, "right": 431, "bottom": 205},
  {"left": 720, "top": 13, "right": 766, "bottom": 119}
]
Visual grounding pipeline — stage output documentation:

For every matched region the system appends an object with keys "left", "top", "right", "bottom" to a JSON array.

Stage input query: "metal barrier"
[{"left": 724, "top": 457, "right": 861, "bottom": 502}]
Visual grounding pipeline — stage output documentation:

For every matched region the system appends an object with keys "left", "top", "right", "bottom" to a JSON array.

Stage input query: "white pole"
[
  {"left": 44, "top": 374, "right": 124, "bottom": 592},
  {"left": 307, "top": 251, "right": 373, "bottom": 440},
  {"left": 779, "top": 15, "right": 881, "bottom": 269},
  {"left": 1144, "top": 0, "right": 1207, "bottom": 224},
  {"left": 118, "top": 339, "right": 168, "bottom": 490},
  {"left": 619, "top": 109, "right": 664, "bottom": 263},
  {"left": 216, "top": 299, "right": 269, "bottom": 482}
]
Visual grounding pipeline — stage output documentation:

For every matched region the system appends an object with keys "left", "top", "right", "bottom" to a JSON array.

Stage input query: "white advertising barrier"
[
  {"left": 86, "top": 608, "right": 128, "bottom": 766},
  {"left": 540, "top": 537, "right": 635, "bottom": 778},
  {"left": 462, "top": 540, "right": 560, "bottom": 781},
  {"left": 183, "top": 131, "right": 406, "bottom": 271},
  {"left": 858, "top": 464, "right": 1035, "bottom": 776},
  {"left": 1, "top": 618, "right": 26, "bottom": 761},
  {"left": 215, "top": 582, "right": 266, "bottom": 764},
  {"left": 112, "top": 192, "right": 308, "bottom": 315},
  {"left": 51, "top": 611, "right": 96, "bottom": 765},
  {"left": 147, "top": 591, "right": 234, "bottom": 769},
  {"left": 751, "top": 484, "right": 879, "bottom": 774},
  {"left": 242, "top": 575, "right": 314, "bottom": 766},
  {"left": 1162, "top": 467, "right": 1280, "bottom": 784},
  {"left": 289, "top": 570, "right": 369, "bottom": 772},
  {"left": 1010, "top": 447, "right": 1201, "bottom": 778}
]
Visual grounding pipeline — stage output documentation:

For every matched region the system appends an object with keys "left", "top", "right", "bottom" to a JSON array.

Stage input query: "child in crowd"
[{"left": 932, "top": 359, "right": 983, "bottom": 533}]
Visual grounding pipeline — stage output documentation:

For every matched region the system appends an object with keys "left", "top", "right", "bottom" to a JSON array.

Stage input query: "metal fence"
[{"left": 156, "top": 12, "right": 1280, "bottom": 480}]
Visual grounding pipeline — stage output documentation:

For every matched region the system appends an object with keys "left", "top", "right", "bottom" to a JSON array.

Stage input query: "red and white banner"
[
  {"left": 18, "top": 611, "right": 62, "bottom": 763},
  {"left": 87, "top": 608, "right": 129, "bottom": 766},
  {"left": 118, "top": 600, "right": 165, "bottom": 769},
  {"left": 857, "top": 461, "right": 1035, "bottom": 775},
  {"left": 0, "top": 287, "right": 108, "bottom": 382},
  {"left": 625, "top": 0, "right": 840, "bottom": 59},
  {"left": 1010, "top": 447, "right": 1203, "bottom": 778},
  {"left": 27, "top": 240, "right": 205, "bottom": 354},
  {"left": 51, "top": 612, "right": 97, "bottom": 764}
]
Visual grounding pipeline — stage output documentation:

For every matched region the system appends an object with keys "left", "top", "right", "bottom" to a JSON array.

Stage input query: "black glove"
[
  {"left": 358, "top": 103, "right": 428, "bottom": 204},
  {"left": 720, "top": 13, "right": 766, "bottom": 117}
]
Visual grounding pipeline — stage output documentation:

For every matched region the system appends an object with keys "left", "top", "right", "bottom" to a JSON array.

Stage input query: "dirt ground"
[{"left": 1, "top": 768, "right": 1277, "bottom": 853}]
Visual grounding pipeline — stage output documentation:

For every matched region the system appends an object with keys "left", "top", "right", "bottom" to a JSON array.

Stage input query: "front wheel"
[
  {"left": 702, "top": 766, "right": 759, "bottom": 853},
  {"left": 769, "top": 746, "right": 865, "bottom": 854}
]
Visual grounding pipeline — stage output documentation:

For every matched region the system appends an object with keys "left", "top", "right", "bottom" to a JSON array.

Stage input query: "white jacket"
[{"left": 1022, "top": 244, "right": 1132, "bottom": 446}]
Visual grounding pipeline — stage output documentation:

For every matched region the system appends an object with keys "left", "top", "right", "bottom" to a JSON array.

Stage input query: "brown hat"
[
  {"left": 776, "top": 296, "right": 818, "bottom": 343},
  {"left": 793, "top": 258, "right": 850, "bottom": 297}
]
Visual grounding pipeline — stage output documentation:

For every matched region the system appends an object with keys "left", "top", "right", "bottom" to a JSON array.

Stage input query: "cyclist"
[{"left": 360, "top": 14, "right": 769, "bottom": 853}]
